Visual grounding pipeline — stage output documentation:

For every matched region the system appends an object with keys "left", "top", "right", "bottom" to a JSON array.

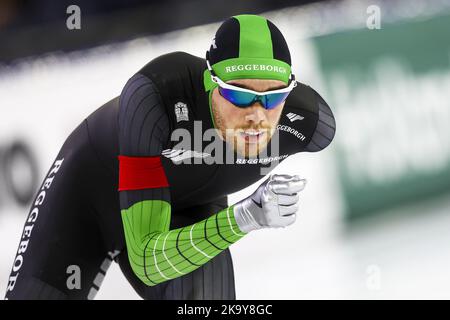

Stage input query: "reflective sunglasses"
[{"left": 206, "top": 59, "right": 297, "bottom": 110}]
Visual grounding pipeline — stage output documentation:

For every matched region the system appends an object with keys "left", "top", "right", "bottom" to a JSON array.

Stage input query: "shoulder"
[
  {"left": 138, "top": 51, "right": 206, "bottom": 83},
  {"left": 136, "top": 51, "right": 207, "bottom": 114},
  {"left": 282, "top": 82, "right": 336, "bottom": 152},
  {"left": 120, "top": 51, "right": 205, "bottom": 106},
  {"left": 117, "top": 52, "right": 208, "bottom": 155},
  {"left": 118, "top": 73, "right": 171, "bottom": 156}
]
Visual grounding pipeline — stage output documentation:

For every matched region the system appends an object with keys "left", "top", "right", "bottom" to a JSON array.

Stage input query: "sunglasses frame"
[{"left": 206, "top": 57, "right": 297, "bottom": 109}]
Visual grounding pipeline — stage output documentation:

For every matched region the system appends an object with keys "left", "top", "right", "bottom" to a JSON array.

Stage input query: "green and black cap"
[{"left": 206, "top": 14, "right": 292, "bottom": 85}]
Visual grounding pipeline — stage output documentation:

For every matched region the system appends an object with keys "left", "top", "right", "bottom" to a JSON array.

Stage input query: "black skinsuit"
[{"left": 5, "top": 52, "right": 335, "bottom": 300}]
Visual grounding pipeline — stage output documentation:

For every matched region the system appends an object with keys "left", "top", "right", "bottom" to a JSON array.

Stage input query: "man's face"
[{"left": 211, "top": 78, "right": 286, "bottom": 157}]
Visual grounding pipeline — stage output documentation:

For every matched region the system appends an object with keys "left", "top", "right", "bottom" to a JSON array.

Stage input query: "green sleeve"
[{"left": 121, "top": 200, "right": 246, "bottom": 286}]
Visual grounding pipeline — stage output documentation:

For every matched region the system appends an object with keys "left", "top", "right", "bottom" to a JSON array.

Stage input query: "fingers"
[
  {"left": 269, "top": 175, "right": 307, "bottom": 195},
  {"left": 282, "top": 214, "right": 296, "bottom": 227},
  {"left": 278, "top": 210, "right": 296, "bottom": 227},
  {"left": 278, "top": 203, "right": 298, "bottom": 228},
  {"left": 278, "top": 203, "right": 299, "bottom": 217},
  {"left": 276, "top": 193, "right": 299, "bottom": 206},
  {"left": 270, "top": 174, "right": 295, "bottom": 182},
  {"left": 290, "top": 178, "right": 307, "bottom": 193}
]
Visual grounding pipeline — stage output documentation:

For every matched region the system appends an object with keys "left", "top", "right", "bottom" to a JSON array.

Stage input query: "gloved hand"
[{"left": 233, "top": 174, "right": 307, "bottom": 233}]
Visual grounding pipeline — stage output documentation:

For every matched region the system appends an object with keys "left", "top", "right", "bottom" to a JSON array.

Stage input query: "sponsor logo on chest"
[{"left": 174, "top": 102, "right": 189, "bottom": 122}]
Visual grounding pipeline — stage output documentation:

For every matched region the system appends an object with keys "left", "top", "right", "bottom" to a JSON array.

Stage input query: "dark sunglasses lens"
[
  {"left": 219, "top": 87, "right": 256, "bottom": 107},
  {"left": 262, "top": 92, "right": 291, "bottom": 109}
]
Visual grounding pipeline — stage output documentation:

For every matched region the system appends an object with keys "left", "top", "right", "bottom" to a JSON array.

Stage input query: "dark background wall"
[{"left": 0, "top": 0, "right": 322, "bottom": 62}]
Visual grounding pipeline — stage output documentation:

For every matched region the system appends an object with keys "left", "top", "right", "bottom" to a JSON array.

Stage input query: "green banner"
[{"left": 312, "top": 14, "right": 450, "bottom": 219}]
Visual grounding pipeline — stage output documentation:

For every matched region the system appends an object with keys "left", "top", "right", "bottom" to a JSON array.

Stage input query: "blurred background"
[{"left": 1, "top": 0, "right": 449, "bottom": 299}]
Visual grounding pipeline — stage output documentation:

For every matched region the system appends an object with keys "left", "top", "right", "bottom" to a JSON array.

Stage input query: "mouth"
[{"left": 239, "top": 129, "right": 266, "bottom": 144}]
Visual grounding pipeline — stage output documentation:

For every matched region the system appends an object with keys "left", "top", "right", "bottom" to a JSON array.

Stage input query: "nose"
[{"left": 244, "top": 103, "right": 266, "bottom": 125}]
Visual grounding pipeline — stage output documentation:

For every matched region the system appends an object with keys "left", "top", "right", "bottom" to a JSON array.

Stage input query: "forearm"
[{"left": 121, "top": 200, "right": 246, "bottom": 286}]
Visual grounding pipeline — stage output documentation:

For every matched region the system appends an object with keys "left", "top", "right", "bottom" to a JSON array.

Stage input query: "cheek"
[
  {"left": 214, "top": 90, "right": 234, "bottom": 113},
  {"left": 212, "top": 89, "right": 243, "bottom": 125},
  {"left": 266, "top": 104, "right": 284, "bottom": 123}
]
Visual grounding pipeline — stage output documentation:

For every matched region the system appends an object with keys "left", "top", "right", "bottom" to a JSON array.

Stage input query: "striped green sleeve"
[{"left": 121, "top": 200, "right": 246, "bottom": 286}]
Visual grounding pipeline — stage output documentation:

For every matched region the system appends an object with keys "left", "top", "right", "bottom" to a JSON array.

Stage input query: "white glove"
[{"left": 233, "top": 174, "right": 307, "bottom": 233}]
